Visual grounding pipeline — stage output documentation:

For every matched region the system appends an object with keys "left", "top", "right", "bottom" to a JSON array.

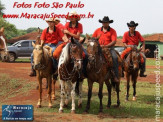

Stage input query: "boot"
[
  {"left": 140, "top": 70, "right": 147, "bottom": 77},
  {"left": 29, "top": 68, "right": 36, "bottom": 77}
]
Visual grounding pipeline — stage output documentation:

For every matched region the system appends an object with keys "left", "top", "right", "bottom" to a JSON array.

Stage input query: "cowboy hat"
[
  {"left": 67, "top": 11, "right": 80, "bottom": 21},
  {"left": 54, "top": 17, "right": 60, "bottom": 22},
  {"left": 127, "top": 21, "right": 138, "bottom": 27},
  {"left": 99, "top": 16, "right": 113, "bottom": 23},
  {"left": 45, "top": 18, "right": 55, "bottom": 22}
]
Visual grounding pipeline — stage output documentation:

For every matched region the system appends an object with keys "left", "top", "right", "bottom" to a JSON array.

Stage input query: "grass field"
[{"left": 0, "top": 73, "right": 162, "bottom": 119}]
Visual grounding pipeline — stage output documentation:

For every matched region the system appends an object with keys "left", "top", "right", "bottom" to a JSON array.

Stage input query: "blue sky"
[{"left": 1, "top": 0, "right": 163, "bottom": 36}]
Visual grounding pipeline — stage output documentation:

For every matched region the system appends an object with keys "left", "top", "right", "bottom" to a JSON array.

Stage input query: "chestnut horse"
[
  {"left": 85, "top": 36, "right": 121, "bottom": 113},
  {"left": 32, "top": 42, "right": 56, "bottom": 108},
  {"left": 123, "top": 47, "right": 142, "bottom": 101},
  {"left": 0, "top": 27, "right": 9, "bottom": 62},
  {"left": 58, "top": 37, "right": 85, "bottom": 113}
]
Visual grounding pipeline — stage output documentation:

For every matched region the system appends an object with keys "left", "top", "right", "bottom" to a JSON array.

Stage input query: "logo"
[{"left": 2, "top": 105, "right": 33, "bottom": 121}]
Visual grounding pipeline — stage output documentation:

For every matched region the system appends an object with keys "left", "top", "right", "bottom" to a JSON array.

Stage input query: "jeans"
[
  {"left": 140, "top": 52, "right": 146, "bottom": 72},
  {"left": 110, "top": 48, "right": 119, "bottom": 78}
]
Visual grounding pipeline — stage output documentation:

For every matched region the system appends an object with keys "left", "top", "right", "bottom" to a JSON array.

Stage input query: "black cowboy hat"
[
  {"left": 127, "top": 21, "right": 138, "bottom": 27},
  {"left": 99, "top": 16, "right": 113, "bottom": 23}
]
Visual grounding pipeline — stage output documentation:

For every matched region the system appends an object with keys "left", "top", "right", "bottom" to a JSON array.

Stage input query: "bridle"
[
  {"left": 33, "top": 46, "right": 50, "bottom": 70},
  {"left": 87, "top": 40, "right": 103, "bottom": 73},
  {"left": 60, "top": 42, "right": 83, "bottom": 81}
]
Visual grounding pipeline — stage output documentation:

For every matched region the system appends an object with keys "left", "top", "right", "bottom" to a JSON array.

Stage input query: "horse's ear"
[
  {"left": 38, "top": 27, "right": 40, "bottom": 34},
  {"left": 71, "top": 37, "right": 75, "bottom": 44},
  {"left": 32, "top": 41, "right": 35, "bottom": 47},
  {"left": 80, "top": 37, "right": 86, "bottom": 44},
  {"left": 86, "top": 33, "right": 91, "bottom": 40},
  {"left": 0, "top": 27, "right": 4, "bottom": 33}
]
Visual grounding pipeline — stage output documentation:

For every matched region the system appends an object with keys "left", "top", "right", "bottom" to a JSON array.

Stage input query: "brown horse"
[
  {"left": 58, "top": 37, "right": 85, "bottom": 113},
  {"left": 123, "top": 47, "right": 142, "bottom": 101},
  {"left": 0, "top": 27, "right": 9, "bottom": 62},
  {"left": 32, "top": 41, "right": 56, "bottom": 108},
  {"left": 85, "top": 36, "right": 121, "bottom": 113}
]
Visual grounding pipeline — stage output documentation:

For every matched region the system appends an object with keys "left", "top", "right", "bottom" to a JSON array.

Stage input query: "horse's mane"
[{"left": 58, "top": 43, "right": 70, "bottom": 67}]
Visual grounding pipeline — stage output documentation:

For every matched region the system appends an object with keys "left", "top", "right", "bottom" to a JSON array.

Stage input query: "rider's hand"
[{"left": 63, "top": 30, "right": 70, "bottom": 34}]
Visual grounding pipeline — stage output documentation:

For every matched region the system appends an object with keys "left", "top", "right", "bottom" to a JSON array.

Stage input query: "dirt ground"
[{"left": 0, "top": 62, "right": 162, "bottom": 122}]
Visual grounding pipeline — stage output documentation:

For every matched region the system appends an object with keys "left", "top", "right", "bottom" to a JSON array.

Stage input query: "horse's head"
[
  {"left": 0, "top": 27, "right": 7, "bottom": 50},
  {"left": 69, "top": 37, "right": 85, "bottom": 71},
  {"left": 32, "top": 42, "right": 45, "bottom": 70},
  {"left": 86, "top": 34, "right": 100, "bottom": 63},
  {"left": 130, "top": 48, "right": 141, "bottom": 70}
]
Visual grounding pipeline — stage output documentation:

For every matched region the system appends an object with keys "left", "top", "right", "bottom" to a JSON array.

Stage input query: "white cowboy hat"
[
  {"left": 54, "top": 17, "right": 60, "bottom": 22},
  {"left": 67, "top": 11, "right": 80, "bottom": 21},
  {"left": 45, "top": 18, "right": 55, "bottom": 22}
]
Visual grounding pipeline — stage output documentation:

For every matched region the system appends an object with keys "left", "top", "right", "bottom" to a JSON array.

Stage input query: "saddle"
[{"left": 102, "top": 47, "right": 122, "bottom": 67}]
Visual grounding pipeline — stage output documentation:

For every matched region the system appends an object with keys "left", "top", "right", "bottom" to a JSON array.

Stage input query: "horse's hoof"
[
  {"left": 98, "top": 110, "right": 103, "bottom": 115},
  {"left": 106, "top": 105, "right": 111, "bottom": 109},
  {"left": 48, "top": 105, "right": 52, "bottom": 108},
  {"left": 132, "top": 97, "right": 136, "bottom": 101},
  {"left": 36, "top": 86, "right": 39, "bottom": 90},
  {"left": 52, "top": 96, "right": 56, "bottom": 100},
  {"left": 59, "top": 110, "right": 63, "bottom": 113},
  {"left": 37, "top": 105, "right": 41, "bottom": 108},
  {"left": 78, "top": 104, "right": 82, "bottom": 108},
  {"left": 63, "top": 104, "right": 68, "bottom": 108},
  {"left": 71, "top": 110, "right": 75, "bottom": 114},
  {"left": 83, "top": 110, "right": 88, "bottom": 114}
]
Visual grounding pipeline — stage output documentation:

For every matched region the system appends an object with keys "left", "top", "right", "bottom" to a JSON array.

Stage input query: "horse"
[
  {"left": 32, "top": 41, "right": 57, "bottom": 108},
  {"left": 123, "top": 47, "right": 142, "bottom": 101},
  {"left": 58, "top": 37, "right": 85, "bottom": 113},
  {"left": 84, "top": 35, "right": 121, "bottom": 113},
  {"left": 0, "top": 27, "right": 9, "bottom": 62}
]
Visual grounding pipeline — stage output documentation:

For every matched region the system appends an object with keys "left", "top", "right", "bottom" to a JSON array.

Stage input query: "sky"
[{"left": 1, "top": 0, "right": 163, "bottom": 36}]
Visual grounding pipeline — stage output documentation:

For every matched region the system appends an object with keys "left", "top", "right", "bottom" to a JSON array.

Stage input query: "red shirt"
[
  {"left": 56, "top": 23, "right": 64, "bottom": 31},
  {"left": 41, "top": 26, "right": 64, "bottom": 44},
  {"left": 56, "top": 23, "right": 64, "bottom": 41},
  {"left": 92, "top": 27, "right": 117, "bottom": 45},
  {"left": 122, "top": 31, "right": 144, "bottom": 46},
  {"left": 64, "top": 22, "right": 83, "bottom": 39}
]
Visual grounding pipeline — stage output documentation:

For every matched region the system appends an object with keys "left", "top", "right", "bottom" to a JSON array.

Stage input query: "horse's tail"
[
  {"left": 111, "top": 79, "right": 116, "bottom": 89},
  {"left": 75, "top": 79, "right": 80, "bottom": 96}
]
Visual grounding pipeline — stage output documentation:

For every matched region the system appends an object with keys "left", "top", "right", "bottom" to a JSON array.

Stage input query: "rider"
[
  {"left": 121, "top": 21, "right": 147, "bottom": 77},
  {"left": 53, "top": 11, "right": 88, "bottom": 77},
  {"left": 29, "top": 18, "right": 68, "bottom": 76},
  {"left": 92, "top": 16, "right": 119, "bottom": 82}
]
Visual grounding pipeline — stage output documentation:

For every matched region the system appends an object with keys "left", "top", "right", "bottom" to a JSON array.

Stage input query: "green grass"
[
  {"left": 35, "top": 80, "right": 163, "bottom": 118},
  {"left": 15, "top": 58, "right": 30, "bottom": 62},
  {"left": 146, "top": 58, "right": 163, "bottom": 66},
  {"left": 0, "top": 73, "right": 36, "bottom": 104}
]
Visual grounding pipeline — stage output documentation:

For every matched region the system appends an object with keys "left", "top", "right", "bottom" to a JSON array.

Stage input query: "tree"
[{"left": 0, "top": 0, "right": 5, "bottom": 16}]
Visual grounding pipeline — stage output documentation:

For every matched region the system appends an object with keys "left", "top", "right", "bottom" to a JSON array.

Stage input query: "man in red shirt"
[
  {"left": 92, "top": 16, "right": 119, "bottom": 82},
  {"left": 121, "top": 21, "right": 147, "bottom": 77},
  {"left": 30, "top": 18, "right": 68, "bottom": 76}
]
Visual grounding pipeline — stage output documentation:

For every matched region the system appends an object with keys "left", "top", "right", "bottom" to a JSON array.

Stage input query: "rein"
[{"left": 60, "top": 43, "right": 83, "bottom": 81}]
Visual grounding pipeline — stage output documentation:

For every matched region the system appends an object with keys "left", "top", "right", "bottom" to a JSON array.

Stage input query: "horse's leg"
[
  {"left": 98, "top": 82, "right": 104, "bottom": 113},
  {"left": 71, "top": 82, "right": 76, "bottom": 113},
  {"left": 116, "top": 82, "right": 120, "bottom": 107},
  {"left": 125, "top": 73, "right": 130, "bottom": 101},
  {"left": 105, "top": 80, "right": 111, "bottom": 108},
  {"left": 85, "top": 80, "right": 93, "bottom": 113},
  {"left": 78, "top": 81, "right": 83, "bottom": 108},
  {"left": 52, "top": 79, "right": 56, "bottom": 100},
  {"left": 59, "top": 80, "right": 65, "bottom": 113},
  {"left": 64, "top": 81, "right": 71, "bottom": 107},
  {"left": 37, "top": 75, "right": 42, "bottom": 108},
  {"left": 132, "top": 72, "right": 138, "bottom": 101},
  {"left": 47, "top": 76, "right": 52, "bottom": 108}
]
